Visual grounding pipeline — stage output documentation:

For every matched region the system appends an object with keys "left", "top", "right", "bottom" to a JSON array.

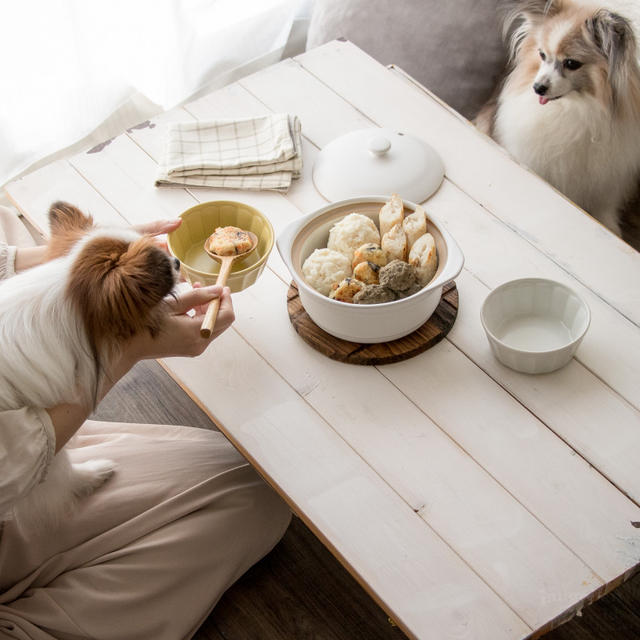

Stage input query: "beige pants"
[{"left": 0, "top": 207, "right": 292, "bottom": 639}]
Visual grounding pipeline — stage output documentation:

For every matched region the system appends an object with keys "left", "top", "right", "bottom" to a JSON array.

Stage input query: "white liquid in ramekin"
[{"left": 497, "top": 315, "right": 571, "bottom": 351}]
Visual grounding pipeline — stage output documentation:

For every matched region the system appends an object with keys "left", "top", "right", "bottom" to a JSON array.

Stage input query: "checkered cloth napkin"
[{"left": 155, "top": 113, "right": 302, "bottom": 192}]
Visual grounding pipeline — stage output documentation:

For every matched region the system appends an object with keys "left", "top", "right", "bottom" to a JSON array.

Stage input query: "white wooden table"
[{"left": 6, "top": 41, "right": 640, "bottom": 640}]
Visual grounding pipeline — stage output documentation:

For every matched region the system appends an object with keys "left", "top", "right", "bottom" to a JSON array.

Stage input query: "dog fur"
[{"left": 476, "top": 0, "right": 640, "bottom": 236}]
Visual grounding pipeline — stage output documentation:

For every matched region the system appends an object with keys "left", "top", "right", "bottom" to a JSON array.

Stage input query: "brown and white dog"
[
  {"left": 0, "top": 202, "right": 179, "bottom": 528},
  {"left": 476, "top": 0, "right": 640, "bottom": 236}
]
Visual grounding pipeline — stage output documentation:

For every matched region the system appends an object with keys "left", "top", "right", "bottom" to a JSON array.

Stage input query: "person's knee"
[{"left": 239, "top": 468, "right": 291, "bottom": 548}]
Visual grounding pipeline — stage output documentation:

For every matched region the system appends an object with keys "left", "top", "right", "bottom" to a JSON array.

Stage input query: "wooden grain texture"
[
  {"left": 5, "top": 159, "right": 128, "bottom": 230},
  {"left": 286, "top": 282, "right": 458, "bottom": 365},
  {"left": 91, "top": 360, "right": 218, "bottom": 431}
]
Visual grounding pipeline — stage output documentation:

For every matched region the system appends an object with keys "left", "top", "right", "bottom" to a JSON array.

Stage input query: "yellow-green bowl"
[{"left": 167, "top": 201, "right": 274, "bottom": 293}]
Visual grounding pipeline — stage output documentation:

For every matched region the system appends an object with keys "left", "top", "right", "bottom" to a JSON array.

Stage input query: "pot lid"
[{"left": 312, "top": 128, "right": 444, "bottom": 203}]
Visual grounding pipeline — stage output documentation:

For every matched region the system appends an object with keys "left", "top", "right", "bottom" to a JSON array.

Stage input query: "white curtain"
[{"left": 0, "top": 0, "right": 303, "bottom": 186}]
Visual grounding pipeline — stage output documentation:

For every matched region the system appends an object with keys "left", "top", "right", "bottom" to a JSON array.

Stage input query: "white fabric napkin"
[{"left": 155, "top": 113, "right": 302, "bottom": 192}]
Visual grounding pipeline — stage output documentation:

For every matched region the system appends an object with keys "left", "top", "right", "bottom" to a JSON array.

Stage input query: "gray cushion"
[{"left": 306, "top": 0, "right": 506, "bottom": 119}]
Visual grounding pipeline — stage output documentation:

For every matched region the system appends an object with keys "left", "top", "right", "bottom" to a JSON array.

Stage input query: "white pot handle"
[{"left": 438, "top": 226, "right": 465, "bottom": 285}]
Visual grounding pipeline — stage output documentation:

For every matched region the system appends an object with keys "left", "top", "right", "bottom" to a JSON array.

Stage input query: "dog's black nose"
[
  {"left": 173, "top": 257, "right": 180, "bottom": 270},
  {"left": 533, "top": 82, "right": 548, "bottom": 96}
]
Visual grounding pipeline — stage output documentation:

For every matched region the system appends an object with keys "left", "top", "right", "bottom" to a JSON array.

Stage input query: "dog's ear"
[
  {"left": 49, "top": 201, "right": 94, "bottom": 235},
  {"left": 47, "top": 201, "right": 95, "bottom": 259},
  {"left": 66, "top": 235, "right": 175, "bottom": 355},
  {"left": 585, "top": 9, "right": 637, "bottom": 104},
  {"left": 501, "top": 0, "right": 563, "bottom": 59}
]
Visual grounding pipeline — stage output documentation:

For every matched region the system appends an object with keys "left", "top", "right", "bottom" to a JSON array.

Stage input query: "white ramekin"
[{"left": 480, "top": 278, "right": 590, "bottom": 374}]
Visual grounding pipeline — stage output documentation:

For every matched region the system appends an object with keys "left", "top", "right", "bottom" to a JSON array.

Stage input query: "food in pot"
[
  {"left": 327, "top": 213, "right": 380, "bottom": 263},
  {"left": 302, "top": 195, "right": 439, "bottom": 304},
  {"left": 379, "top": 193, "right": 404, "bottom": 237},
  {"left": 396, "top": 282, "right": 423, "bottom": 298},
  {"left": 379, "top": 259, "right": 418, "bottom": 293},
  {"left": 207, "top": 226, "right": 253, "bottom": 256},
  {"left": 381, "top": 223, "right": 407, "bottom": 262},
  {"left": 403, "top": 205, "right": 427, "bottom": 250},
  {"left": 329, "top": 277, "right": 365, "bottom": 303},
  {"left": 351, "top": 243, "right": 387, "bottom": 269},
  {"left": 353, "top": 284, "right": 396, "bottom": 304},
  {"left": 353, "top": 261, "right": 380, "bottom": 284},
  {"left": 409, "top": 233, "right": 438, "bottom": 285},
  {"left": 302, "top": 248, "right": 351, "bottom": 296}
]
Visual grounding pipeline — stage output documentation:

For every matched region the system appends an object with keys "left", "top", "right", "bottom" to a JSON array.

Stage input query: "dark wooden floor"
[{"left": 94, "top": 360, "right": 640, "bottom": 640}]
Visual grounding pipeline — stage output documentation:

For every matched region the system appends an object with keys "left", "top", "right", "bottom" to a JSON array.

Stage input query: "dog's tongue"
[{"left": 539, "top": 96, "right": 550, "bottom": 105}]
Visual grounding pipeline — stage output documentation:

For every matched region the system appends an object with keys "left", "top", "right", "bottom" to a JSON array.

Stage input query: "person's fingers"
[
  {"left": 133, "top": 219, "right": 182, "bottom": 236},
  {"left": 192, "top": 286, "right": 232, "bottom": 318},
  {"left": 216, "top": 287, "right": 235, "bottom": 325},
  {"left": 168, "top": 285, "right": 223, "bottom": 314},
  {"left": 203, "top": 287, "right": 235, "bottom": 339}
]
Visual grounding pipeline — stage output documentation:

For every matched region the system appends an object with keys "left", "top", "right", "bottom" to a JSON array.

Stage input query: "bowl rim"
[
  {"left": 283, "top": 195, "right": 462, "bottom": 309},
  {"left": 167, "top": 200, "right": 274, "bottom": 279},
  {"left": 480, "top": 277, "right": 591, "bottom": 355}
]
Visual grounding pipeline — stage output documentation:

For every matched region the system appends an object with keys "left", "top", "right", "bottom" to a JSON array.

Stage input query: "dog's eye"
[
  {"left": 539, "top": 50, "right": 546, "bottom": 61},
  {"left": 563, "top": 58, "right": 583, "bottom": 70}
]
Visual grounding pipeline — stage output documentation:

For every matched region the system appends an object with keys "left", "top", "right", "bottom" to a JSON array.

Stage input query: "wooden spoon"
[{"left": 200, "top": 229, "right": 258, "bottom": 338}]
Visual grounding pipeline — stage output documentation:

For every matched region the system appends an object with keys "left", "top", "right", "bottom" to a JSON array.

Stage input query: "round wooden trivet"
[{"left": 287, "top": 282, "right": 458, "bottom": 365}]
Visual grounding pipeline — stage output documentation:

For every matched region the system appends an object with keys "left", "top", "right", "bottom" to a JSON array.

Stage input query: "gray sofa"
[{"left": 306, "top": 0, "right": 505, "bottom": 120}]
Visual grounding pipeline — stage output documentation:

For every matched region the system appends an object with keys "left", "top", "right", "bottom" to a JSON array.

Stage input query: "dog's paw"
[{"left": 70, "top": 459, "right": 117, "bottom": 498}]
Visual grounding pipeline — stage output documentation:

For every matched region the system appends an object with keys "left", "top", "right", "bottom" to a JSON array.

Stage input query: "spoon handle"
[{"left": 200, "top": 258, "right": 234, "bottom": 338}]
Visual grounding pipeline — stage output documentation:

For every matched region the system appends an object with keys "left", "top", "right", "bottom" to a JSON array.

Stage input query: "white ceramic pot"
[
  {"left": 480, "top": 278, "right": 590, "bottom": 374},
  {"left": 277, "top": 196, "right": 464, "bottom": 343}
]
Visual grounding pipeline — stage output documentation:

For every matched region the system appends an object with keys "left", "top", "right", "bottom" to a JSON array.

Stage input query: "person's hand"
[
  {"left": 126, "top": 284, "right": 235, "bottom": 363},
  {"left": 132, "top": 219, "right": 182, "bottom": 236},
  {"left": 133, "top": 219, "right": 181, "bottom": 253}
]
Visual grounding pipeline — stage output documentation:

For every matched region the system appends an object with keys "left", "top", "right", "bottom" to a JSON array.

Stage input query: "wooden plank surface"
[
  {"left": 5, "top": 158, "right": 127, "bottom": 230},
  {"left": 5, "top": 42, "right": 640, "bottom": 640}
]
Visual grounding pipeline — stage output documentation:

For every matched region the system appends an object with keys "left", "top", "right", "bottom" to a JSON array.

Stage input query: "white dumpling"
[
  {"left": 378, "top": 193, "right": 404, "bottom": 238},
  {"left": 381, "top": 223, "right": 407, "bottom": 262},
  {"left": 327, "top": 213, "right": 380, "bottom": 263},
  {"left": 403, "top": 205, "right": 427, "bottom": 251},
  {"left": 408, "top": 233, "right": 438, "bottom": 285},
  {"left": 302, "top": 248, "right": 352, "bottom": 296}
]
